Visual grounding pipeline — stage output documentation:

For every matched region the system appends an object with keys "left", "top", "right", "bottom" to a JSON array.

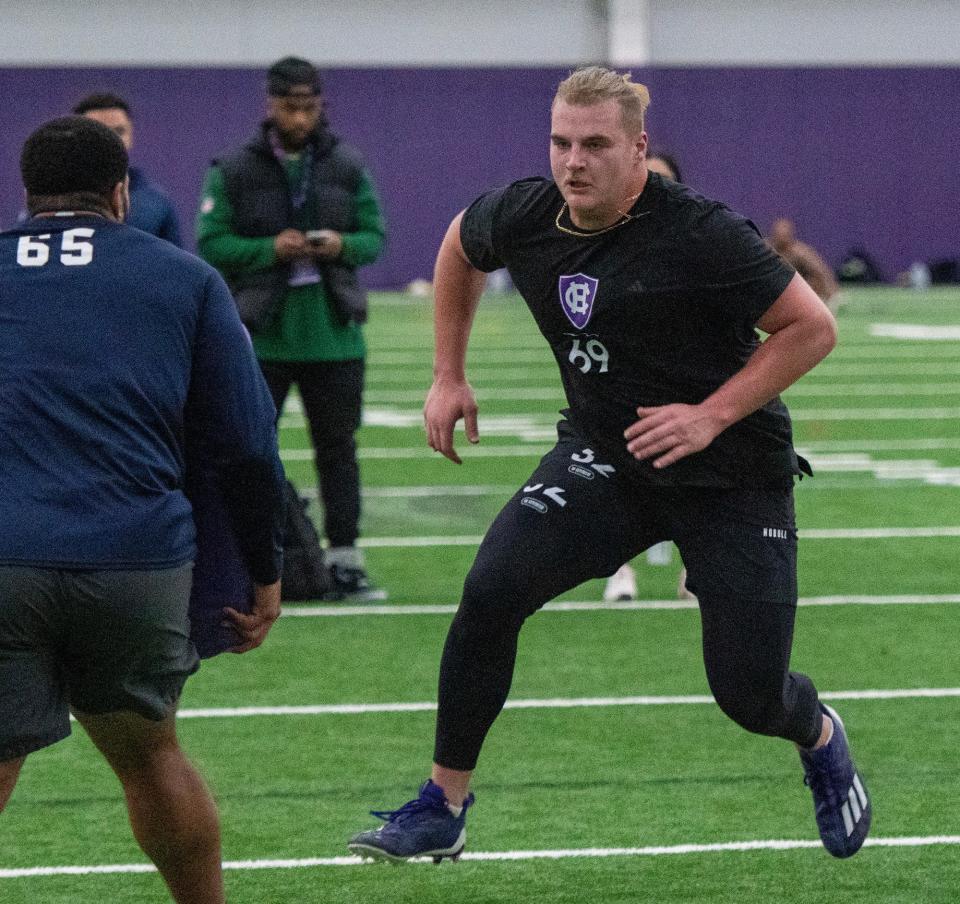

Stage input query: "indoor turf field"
[{"left": 2, "top": 286, "right": 959, "bottom": 903}]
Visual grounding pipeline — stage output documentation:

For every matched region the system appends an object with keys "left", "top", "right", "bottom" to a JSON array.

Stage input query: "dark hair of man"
[
  {"left": 72, "top": 91, "right": 132, "bottom": 117},
  {"left": 21, "top": 116, "right": 128, "bottom": 216},
  {"left": 648, "top": 151, "right": 682, "bottom": 183},
  {"left": 267, "top": 56, "right": 323, "bottom": 96}
]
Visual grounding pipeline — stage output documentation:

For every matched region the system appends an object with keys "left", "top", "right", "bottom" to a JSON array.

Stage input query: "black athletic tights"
[{"left": 434, "top": 424, "right": 823, "bottom": 771}]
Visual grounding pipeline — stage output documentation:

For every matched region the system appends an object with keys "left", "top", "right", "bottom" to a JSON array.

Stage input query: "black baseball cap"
[{"left": 267, "top": 57, "right": 323, "bottom": 97}]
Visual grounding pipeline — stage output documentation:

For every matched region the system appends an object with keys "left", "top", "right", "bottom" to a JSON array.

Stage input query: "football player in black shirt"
[{"left": 349, "top": 67, "right": 870, "bottom": 863}]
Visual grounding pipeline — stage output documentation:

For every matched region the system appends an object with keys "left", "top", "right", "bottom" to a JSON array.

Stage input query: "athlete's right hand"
[
  {"left": 424, "top": 378, "right": 480, "bottom": 464},
  {"left": 273, "top": 228, "right": 308, "bottom": 262},
  {"left": 224, "top": 580, "right": 281, "bottom": 653}
]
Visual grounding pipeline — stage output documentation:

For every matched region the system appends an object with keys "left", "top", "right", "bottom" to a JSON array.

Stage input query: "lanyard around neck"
[{"left": 268, "top": 128, "right": 315, "bottom": 212}]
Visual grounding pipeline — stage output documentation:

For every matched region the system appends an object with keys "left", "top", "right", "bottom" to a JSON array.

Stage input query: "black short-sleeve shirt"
[{"left": 460, "top": 173, "right": 801, "bottom": 487}]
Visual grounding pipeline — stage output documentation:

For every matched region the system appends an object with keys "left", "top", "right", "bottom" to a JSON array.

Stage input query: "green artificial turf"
[{"left": 3, "top": 287, "right": 959, "bottom": 903}]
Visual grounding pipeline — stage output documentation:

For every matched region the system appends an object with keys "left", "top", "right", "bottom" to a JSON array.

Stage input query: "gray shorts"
[{"left": 0, "top": 564, "right": 200, "bottom": 760}]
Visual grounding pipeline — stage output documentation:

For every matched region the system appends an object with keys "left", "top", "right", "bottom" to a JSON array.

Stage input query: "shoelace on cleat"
[{"left": 370, "top": 795, "right": 446, "bottom": 824}]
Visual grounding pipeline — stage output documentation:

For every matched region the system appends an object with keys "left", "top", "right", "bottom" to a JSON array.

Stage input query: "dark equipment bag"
[{"left": 281, "top": 479, "right": 331, "bottom": 601}]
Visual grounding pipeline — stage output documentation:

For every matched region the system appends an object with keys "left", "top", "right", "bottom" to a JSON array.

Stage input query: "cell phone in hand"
[{"left": 306, "top": 231, "right": 328, "bottom": 245}]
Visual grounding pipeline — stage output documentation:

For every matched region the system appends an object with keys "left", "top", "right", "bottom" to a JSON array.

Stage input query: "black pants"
[
  {"left": 259, "top": 358, "right": 364, "bottom": 548},
  {"left": 434, "top": 421, "right": 823, "bottom": 771}
]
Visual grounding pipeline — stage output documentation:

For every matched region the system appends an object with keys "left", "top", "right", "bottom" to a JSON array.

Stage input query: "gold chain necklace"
[{"left": 554, "top": 192, "right": 644, "bottom": 238}]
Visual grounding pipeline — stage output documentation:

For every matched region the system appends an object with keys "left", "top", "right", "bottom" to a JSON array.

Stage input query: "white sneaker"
[{"left": 603, "top": 564, "right": 637, "bottom": 602}]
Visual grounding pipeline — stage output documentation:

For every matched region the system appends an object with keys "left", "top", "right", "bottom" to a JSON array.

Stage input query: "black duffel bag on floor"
[{"left": 281, "top": 479, "right": 332, "bottom": 601}]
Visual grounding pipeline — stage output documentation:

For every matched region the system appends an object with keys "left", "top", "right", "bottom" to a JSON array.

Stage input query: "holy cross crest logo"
[{"left": 558, "top": 273, "right": 599, "bottom": 329}]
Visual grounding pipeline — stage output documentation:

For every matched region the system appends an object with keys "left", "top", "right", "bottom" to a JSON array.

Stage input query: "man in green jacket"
[{"left": 197, "top": 56, "right": 386, "bottom": 599}]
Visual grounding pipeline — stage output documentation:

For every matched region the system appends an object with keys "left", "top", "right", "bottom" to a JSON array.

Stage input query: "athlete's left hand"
[{"left": 624, "top": 403, "right": 724, "bottom": 468}]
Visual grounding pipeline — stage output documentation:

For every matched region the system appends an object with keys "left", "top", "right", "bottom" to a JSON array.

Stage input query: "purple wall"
[{"left": 2, "top": 66, "right": 958, "bottom": 286}]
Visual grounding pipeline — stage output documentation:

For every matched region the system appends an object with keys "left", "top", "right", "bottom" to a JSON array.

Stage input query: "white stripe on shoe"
[
  {"left": 853, "top": 773, "right": 869, "bottom": 809},
  {"left": 848, "top": 787, "right": 862, "bottom": 825},
  {"left": 842, "top": 802, "right": 855, "bottom": 837}
]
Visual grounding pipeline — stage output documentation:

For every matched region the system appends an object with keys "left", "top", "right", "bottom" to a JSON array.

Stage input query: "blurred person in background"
[
  {"left": 0, "top": 116, "right": 285, "bottom": 904},
  {"left": 197, "top": 56, "right": 386, "bottom": 601},
  {"left": 645, "top": 149, "right": 683, "bottom": 183},
  {"left": 74, "top": 92, "right": 182, "bottom": 246},
  {"left": 348, "top": 66, "right": 871, "bottom": 865},
  {"left": 769, "top": 217, "right": 841, "bottom": 313}
]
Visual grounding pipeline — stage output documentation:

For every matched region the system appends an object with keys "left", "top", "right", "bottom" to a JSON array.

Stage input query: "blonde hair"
[{"left": 554, "top": 66, "right": 651, "bottom": 135}]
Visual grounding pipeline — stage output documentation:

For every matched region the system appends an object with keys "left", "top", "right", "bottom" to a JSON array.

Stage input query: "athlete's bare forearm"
[
  {"left": 432, "top": 213, "right": 486, "bottom": 381},
  {"left": 703, "top": 273, "right": 837, "bottom": 428},
  {"left": 626, "top": 273, "right": 836, "bottom": 468},
  {"left": 424, "top": 213, "right": 487, "bottom": 463}
]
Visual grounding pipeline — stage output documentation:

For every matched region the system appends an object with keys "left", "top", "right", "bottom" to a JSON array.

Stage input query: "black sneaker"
[
  {"left": 799, "top": 703, "right": 872, "bottom": 858},
  {"left": 327, "top": 563, "right": 387, "bottom": 602},
  {"left": 348, "top": 779, "right": 474, "bottom": 863}
]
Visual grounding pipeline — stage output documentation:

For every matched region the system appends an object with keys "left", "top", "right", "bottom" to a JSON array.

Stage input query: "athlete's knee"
[
  {"left": 715, "top": 691, "right": 788, "bottom": 736},
  {"left": 76, "top": 710, "right": 181, "bottom": 779},
  {"left": 460, "top": 552, "right": 538, "bottom": 627},
  {"left": 708, "top": 673, "right": 791, "bottom": 737},
  {"left": 456, "top": 579, "right": 510, "bottom": 641},
  {"left": 112, "top": 735, "right": 186, "bottom": 786}
]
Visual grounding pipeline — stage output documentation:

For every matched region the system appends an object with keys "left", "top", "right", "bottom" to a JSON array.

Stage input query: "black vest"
[{"left": 217, "top": 124, "right": 368, "bottom": 329}]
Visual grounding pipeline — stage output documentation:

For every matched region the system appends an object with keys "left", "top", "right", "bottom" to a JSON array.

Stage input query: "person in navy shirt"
[
  {"left": 0, "top": 116, "right": 284, "bottom": 904},
  {"left": 74, "top": 92, "right": 182, "bottom": 246}
]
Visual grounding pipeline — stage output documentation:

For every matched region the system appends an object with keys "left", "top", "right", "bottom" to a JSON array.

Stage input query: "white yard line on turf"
[
  {"left": 279, "top": 407, "right": 960, "bottom": 432},
  {"left": 172, "top": 688, "right": 960, "bottom": 719},
  {"left": 799, "top": 438, "right": 960, "bottom": 452},
  {"left": 366, "top": 366, "right": 552, "bottom": 383},
  {"left": 362, "top": 363, "right": 960, "bottom": 382},
  {"left": 355, "top": 445, "right": 544, "bottom": 459},
  {"left": 350, "top": 527, "right": 960, "bottom": 548},
  {"left": 307, "top": 453, "right": 960, "bottom": 498},
  {"left": 280, "top": 594, "right": 960, "bottom": 618},
  {"left": 366, "top": 347, "right": 960, "bottom": 366},
  {"left": 284, "top": 445, "right": 545, "bottom": 461},
  {"left": 791, "top": 407, "right": 960, "bottom": 420},
  {"left": 60, "top": 684, "right": 960, "bottom": 726},
  {"left": 370, "top": 350, "right": 552, "bottom": 365},
  {"left": 352, "top": 479, "right": 956, "bottom": 495},
  {"left": 869, "top": 324, "right": 960, "bottom": 340},
  {"left": 801, "top": 526, "right": 960, "bottom": 538},
  {"left": 4, "top": 836, "right": 960, "bottom": 877},
  {"left": 278, "top": 437, "right": 960, "bottom": 461},
  {"left": 786, "top": 383, "right": 960, "bottom": 396},
  {"left": 359, "top": 535, "right": 481, "bottom": 546},
  {"left": 283, "top": 410, "right": 559, "bottom": 436},
  {"left": 354, "top": 383, "right": 960, "bottom": 403},
  {"left": 794, "top": 362, "right": 960, "bottom": 375},
  {"left": 364, "top": 388, "right": 564, "bottom": 402},
  {"left": 358, "top": 485, "right": 517, "bottom": 498}
]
